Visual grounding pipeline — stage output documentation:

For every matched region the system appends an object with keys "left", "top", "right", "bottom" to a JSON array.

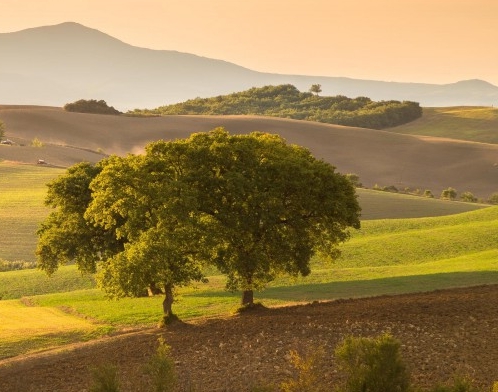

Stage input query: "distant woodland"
[{"left": 130, "top": 84, "right": 423, "bottom": 129}]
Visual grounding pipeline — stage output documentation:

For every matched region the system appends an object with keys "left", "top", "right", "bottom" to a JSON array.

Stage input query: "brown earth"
[
  {"left": 1, "top": 285, "right": 497, "bottom": 392},
  {"left": 1, "top": 106, "right": 498, "bottom": 199}
]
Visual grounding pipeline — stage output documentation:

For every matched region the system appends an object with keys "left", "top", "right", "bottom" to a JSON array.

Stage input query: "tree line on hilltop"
[{"left": 128, "top": 84, "right": 423, "bottom": 129}]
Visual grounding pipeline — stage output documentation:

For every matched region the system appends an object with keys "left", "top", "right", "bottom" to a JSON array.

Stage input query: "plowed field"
[{"left": 1, "top": 285, "right": 497, "bottom": 391}]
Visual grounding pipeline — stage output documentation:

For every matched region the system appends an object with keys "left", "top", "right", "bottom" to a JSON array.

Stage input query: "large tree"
[
  {"left": 37, "top": 128, "right": 361, "bottom": 317},
  {"left": 163, "top": 128, "right": 361, "bottom": 306}
]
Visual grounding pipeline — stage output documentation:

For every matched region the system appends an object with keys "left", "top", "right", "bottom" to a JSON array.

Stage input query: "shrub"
[
  {"left": 440, "top": 187, "right": 457, "bottom": 200},
  {"left": 89, "top": 364, "right": 121, "bottom": 392},
  {"left": 460, "top": 192, "right": 477, "bottom": 203},
  {"left": 335, "top": 333, "right": 410, "bottom": 392},
  {"left": 145, "top": 338, "right": 177, "bottom": 392},
  {"left": 280, "top": 347, "right": 326, "bottom": 392},
  {"left": 423, "top": 189, "right": 434, "bottom": 198},
  {"left": 488, "top": 193, "right": 498, "bottom": 205}
]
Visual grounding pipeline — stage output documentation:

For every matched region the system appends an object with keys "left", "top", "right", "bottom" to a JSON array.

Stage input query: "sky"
[{"left": 1, "top": 0, "right": 497, "bottom": 85}]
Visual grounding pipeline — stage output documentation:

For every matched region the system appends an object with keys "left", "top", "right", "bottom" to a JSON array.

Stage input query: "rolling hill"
[
  {"left": 1, "top": 105, "right": 498, "bottom": 200},
  {"left": 1, "top": 22, "right": 498, "bottom": 110},
  {"left": 388, "top": 106, "right": 498, "bottom": 144}
]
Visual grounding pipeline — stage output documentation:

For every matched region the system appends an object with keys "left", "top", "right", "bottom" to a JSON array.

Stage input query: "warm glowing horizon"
[{"left": 1, "top": 0, "right": 497, "bottom": 86}]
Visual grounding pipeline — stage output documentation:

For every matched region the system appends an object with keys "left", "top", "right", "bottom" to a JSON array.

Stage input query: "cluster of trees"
[
  {"left": 130, "top": 84, "right": 422, "bottom": 130},
  {"left": 63, "top": 99, "right": 122, "bottom": 115},
  {"left": 37, "top": 129, "right": 360, "bottom": 321}
]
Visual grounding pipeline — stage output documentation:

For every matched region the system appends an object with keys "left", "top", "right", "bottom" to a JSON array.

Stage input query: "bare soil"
[
  {"left": 1, "top": 285, "right": 497, "bottom": 391},
  {"left": 2, "top": 106, "right": 498, "bottom": 199}
]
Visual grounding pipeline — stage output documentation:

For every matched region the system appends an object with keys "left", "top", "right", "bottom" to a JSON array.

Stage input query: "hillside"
[
  {"left": 1, "top": 22, "right": 498, "bottom": 109},
  {"left": 388, "top": 106, "right": 498, "bottom": 144},
  {"left": 1, "top": 105, "right": 498, "bottom": 199},
  {"left": 135, "top": 84, "right": 423, "bottom": 129}
]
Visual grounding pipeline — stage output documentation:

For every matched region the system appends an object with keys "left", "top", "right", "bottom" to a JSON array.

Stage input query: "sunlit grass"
[
  {"left": 388, "top": 106, "right": 498, "bottom": 144},
  {"left": 0, "top": 299, "right": 109, "bottom": 359},
  {"left": 0, "top": 162, "right": 64, "bottom": 262}
]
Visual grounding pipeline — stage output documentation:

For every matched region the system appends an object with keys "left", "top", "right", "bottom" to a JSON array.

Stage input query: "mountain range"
[{"left": 1, "top": 22, "right": 498, "bottom": 111}]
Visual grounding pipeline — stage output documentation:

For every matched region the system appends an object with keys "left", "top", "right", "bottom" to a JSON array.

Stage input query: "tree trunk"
[
  {"left": 162, "top": 283, "right": 174, "bottom": 316},
  {"left": 241, "top": 289, "right": 254, "bottom": 307}
]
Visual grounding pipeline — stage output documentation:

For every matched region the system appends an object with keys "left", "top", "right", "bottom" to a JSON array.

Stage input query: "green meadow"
[
  {"left": 0, "top": 161, "right": 487, "bottom": 263},
  {"left": 388, "top": 106, "right": 498, "bottom": 144},
  {"left": 0, "top": 161, "right": 497, "bottom": 359},
  {"left": 0, "top": 162, "right": 64, "bottom": 262}
]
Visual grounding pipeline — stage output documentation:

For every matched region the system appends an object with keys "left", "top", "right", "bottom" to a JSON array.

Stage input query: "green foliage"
[
  {"left": 64, "top": 99, "right": 121, "bottom": 115},
  {"left": 0, "top": 120, "right": 5, "bottom": 139},
  {"left": 309, "top": 83, "right": 322, "bottom": 95},
  {"left": 145, "top": 338, "right": 177, "bottom": 392},
  {"left": 130, "top": 84, "right": 422, "bottom": 129},
  {"left": 335, "top": 333, "right": 410, "bottom": 392},
  {"left": 460, "top": 191, "right": 477, "bottom": 203},
  {"left": 89, "top": 363, "right": 121, "bottom": 392},
  {"left": 441, "top": 187, "right": 457, "bottom": 200},
  {"left": 168, "top": 129, "right": 360, "bottom": 305},
  {"left": 423, "top": 189, "right": 434, "bottom": 198},
  {"left": 345, "top": 173, "right": 362, "bottom": 188},
  {"left": 36, "top": 162, "right": 122, "bottom": 276},
  {"left": 488, "top": 193, "right": 498, "bottom": 205},
  {"left": 37, "top": 128, "right": 360, "bottom": 311},
  {"left": 373, "top": 184, "right": 399, "bottom": 193}
]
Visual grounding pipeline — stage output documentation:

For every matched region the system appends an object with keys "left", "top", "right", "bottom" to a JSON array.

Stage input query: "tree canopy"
[
  {"left": 37, "top": 128, "right": 361, "bottom": 318},
  {"left": 129, "top": 84, "right": 422, "bottom": 129},
  {"left": 63, "top": 99, "right": 122, "bottom": 115},
  {"left": 0, "top": 120, "right": 5, "bottom": 139}
]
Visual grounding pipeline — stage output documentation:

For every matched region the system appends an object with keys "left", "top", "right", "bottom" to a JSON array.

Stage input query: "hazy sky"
[{"left": 2, "top": 0, "right": 497, "bottom": 85}]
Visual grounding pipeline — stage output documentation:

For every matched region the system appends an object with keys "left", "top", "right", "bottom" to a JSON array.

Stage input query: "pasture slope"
[
  {"left": 389, "top": 106, "right": 498, "bottom": 144},
  {"left": 1, "top": 105, "right": 498, "bottom": 199}
]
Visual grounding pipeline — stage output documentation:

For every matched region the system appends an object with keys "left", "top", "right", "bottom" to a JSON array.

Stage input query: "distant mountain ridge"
[{"left": 1, "top": 22, "right": 498, "bottom": 110}]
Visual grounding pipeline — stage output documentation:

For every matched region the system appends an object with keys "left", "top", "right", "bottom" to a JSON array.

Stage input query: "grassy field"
[
  {"left": 1, "top": 206, "right": 497, "bottom": 359},
  {"left": 0, "top": 161, "right": 488, "bottom": 263},
  {"left": 0, "top": 161, "right": 64, "bottom": 262},
  {"left": 388, "top": 106, "right": 498, "bottom": 144}
]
